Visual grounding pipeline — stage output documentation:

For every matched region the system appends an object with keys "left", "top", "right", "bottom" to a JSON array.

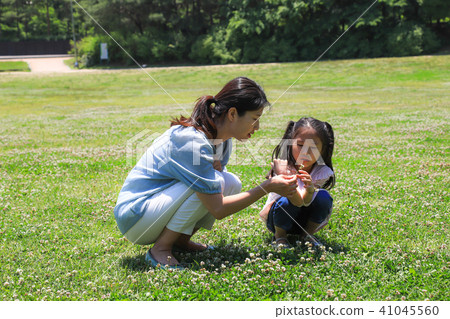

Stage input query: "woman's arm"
[
  {"left": 213, "top": 160, "right": 223, "bottom": 172},
  {"left": 196, "top": 174, "right": 298, "bottom": 220}
]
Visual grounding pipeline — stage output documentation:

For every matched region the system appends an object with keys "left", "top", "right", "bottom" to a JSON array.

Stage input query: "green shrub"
[
  {"left": 259, "top": 37, "right": 297, "bottom": 62},
  {"left": 421, "top": 26, "right": 442, "bottom": 54},
  {"left": 150, "top": 31, "right": 187, "bottom": 63},
  {"left": 386, "top": 22, "right": 440, "bottom": 57},
  {"left": 190, "top": 29, "right": 238, "bottom": 65},
  {"left": 134, "top": 34, "right": 154, "bottom": 64},
  {"left": 72, "top": 36, "right": 102, "bottom": 67}
]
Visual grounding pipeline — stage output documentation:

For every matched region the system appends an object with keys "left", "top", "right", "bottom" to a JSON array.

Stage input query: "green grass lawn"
[
  {"left": 0, "top": 55, "right": 448, "bottom": 301},
  {"left": 0, "top": 61, "right": 30, "bottom": 72}
]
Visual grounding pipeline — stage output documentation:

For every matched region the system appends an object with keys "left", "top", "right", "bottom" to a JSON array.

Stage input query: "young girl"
[{"left": 259, "top": 117, "right": 335, "bottom": 247}]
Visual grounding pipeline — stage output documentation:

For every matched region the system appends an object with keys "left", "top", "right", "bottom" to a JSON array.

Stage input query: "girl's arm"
[
  {"left": 297, "top": 170, "right": 315, "bottom": 205},
  {"left": 271, "top": 159, "right": 305, "bottom": 207},
  {"left": 285, "top": 187, "right": 304, "bottom": 207},
  {"left": 299, "top": 187, "right": 315, "bottom": 205},
  {"left": 259, "top": 202, "right": 272, "bottom": 222},
  {"left": 196, "top": 174, "right": 298, "bottom": 220}
]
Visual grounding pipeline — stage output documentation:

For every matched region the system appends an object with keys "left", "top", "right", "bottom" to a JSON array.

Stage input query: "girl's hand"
[
  {"left": 297, "top": 170, "right": 315, "bottom": 193},
  {"left": 272, "top": 159, "right": 289, "bottom": 175},
  {"left": 266, "top": 174, "right": 298, "bottom": 197},
  {"left": 213, "top": 160, "right": 223, "bottom": 172}
]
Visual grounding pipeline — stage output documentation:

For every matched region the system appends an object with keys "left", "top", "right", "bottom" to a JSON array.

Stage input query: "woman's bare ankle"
[
  {"left": 175, "top": 240, "right": 207, "bottom": 252},
  {"left": 150, "top": 246, "right": 179, "bottom": 266}
]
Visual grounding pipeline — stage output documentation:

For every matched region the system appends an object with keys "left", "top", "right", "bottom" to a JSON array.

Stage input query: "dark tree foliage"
[
  {"left": 0, "top": 0, "right": 448, "bottom": 65},
  {"left": 0, "top": 0, "right": 90, "bottom": 41}
]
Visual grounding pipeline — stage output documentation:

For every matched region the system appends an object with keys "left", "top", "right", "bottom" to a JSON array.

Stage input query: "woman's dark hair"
[
  {"left": 171, "top": 77, "right": 270, "bottom": 139},
  {"left": 272, "top": 117, "right": 335, "bottom": 190}
]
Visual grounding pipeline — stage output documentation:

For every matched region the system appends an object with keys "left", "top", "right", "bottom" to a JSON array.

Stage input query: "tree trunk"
[
  {"left": 15, "top": 2, "right": 21, "bottom": 39},
  {"left": 46, "top": 0, "right": 51, "bottom": 37},
  {"left": 0, "top": 5, "right": 2, "bottom": 39}
]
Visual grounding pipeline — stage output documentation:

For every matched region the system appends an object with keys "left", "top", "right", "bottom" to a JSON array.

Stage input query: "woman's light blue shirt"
[{"left": 114, "top": 125, "right": 232, "bottom": 234}]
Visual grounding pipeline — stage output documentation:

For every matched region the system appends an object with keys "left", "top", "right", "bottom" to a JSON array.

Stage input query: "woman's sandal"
[
  {"left": 271, "top": 237, "right": 291, "bottom": 249},
  {"left": 145, "top": 250, "right": 185, "bottom": 270}
]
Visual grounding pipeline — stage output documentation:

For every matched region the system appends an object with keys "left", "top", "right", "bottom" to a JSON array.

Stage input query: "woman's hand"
[
  {"left": 266, "top": 159, "right": 297, "bottom": 179},
  {"left": 197, "top": 174, "right": 298, "bottom": 220},
  {"left": 264, "top": 174, "right": 298, "bottom": 197},
  {"left": 265, "top": 167, "right": 273, "bottom": 179},
  {"left": 272, "top": 159, "right": 289, "bottom": 175}
]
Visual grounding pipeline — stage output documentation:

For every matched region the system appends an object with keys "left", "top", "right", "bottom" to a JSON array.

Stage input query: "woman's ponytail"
[{"left": 171, "top": 95, "right": 217, "bottom": 139}]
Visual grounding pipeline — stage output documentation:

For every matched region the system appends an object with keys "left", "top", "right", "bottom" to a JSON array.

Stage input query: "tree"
[{"left": 1, "top": 0, "right": 446, "bottom": 63}]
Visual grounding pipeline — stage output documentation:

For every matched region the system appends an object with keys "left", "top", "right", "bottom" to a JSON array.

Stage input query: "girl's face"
[{"left": 291, "top": 126, "right": 323, "bottom": 172}]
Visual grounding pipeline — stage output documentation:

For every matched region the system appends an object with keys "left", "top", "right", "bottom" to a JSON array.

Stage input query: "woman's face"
[
  {"left": 291, "top": 126, "right": 323, "bottom": 172},
  {"left": 231, "top": 107, "right": 264, "bottom": 141}
]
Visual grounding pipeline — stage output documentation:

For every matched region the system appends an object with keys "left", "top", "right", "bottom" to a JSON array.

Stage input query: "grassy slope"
[
  {"left": 0, "top": 55, "right": 448, "bottom": 301},
  {"left": 0, "top": 61, "right": 30, "bottom": 72}
]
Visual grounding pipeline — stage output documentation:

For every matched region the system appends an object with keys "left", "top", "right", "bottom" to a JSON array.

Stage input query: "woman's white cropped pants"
[{"left": 124, "top": 171, "right": 242, "bottom": 245}]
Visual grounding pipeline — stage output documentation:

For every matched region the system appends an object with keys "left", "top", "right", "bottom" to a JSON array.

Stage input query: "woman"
[{"left": 114, "top": 77, "right": 298, "bottom": 268}]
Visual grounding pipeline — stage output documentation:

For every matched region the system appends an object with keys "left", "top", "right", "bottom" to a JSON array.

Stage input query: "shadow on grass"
[
  {"left": 119, "top": 243, "right": 253, "bottom": 272},
  {"left": 119, "top": 235, "right": 350, "bottom": 272},
  {"left": 120, "top": 255, "right": 149, "bottom": 272},
  {"left": 261, "top": 234, "right": 350, "bottom": 265}
]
